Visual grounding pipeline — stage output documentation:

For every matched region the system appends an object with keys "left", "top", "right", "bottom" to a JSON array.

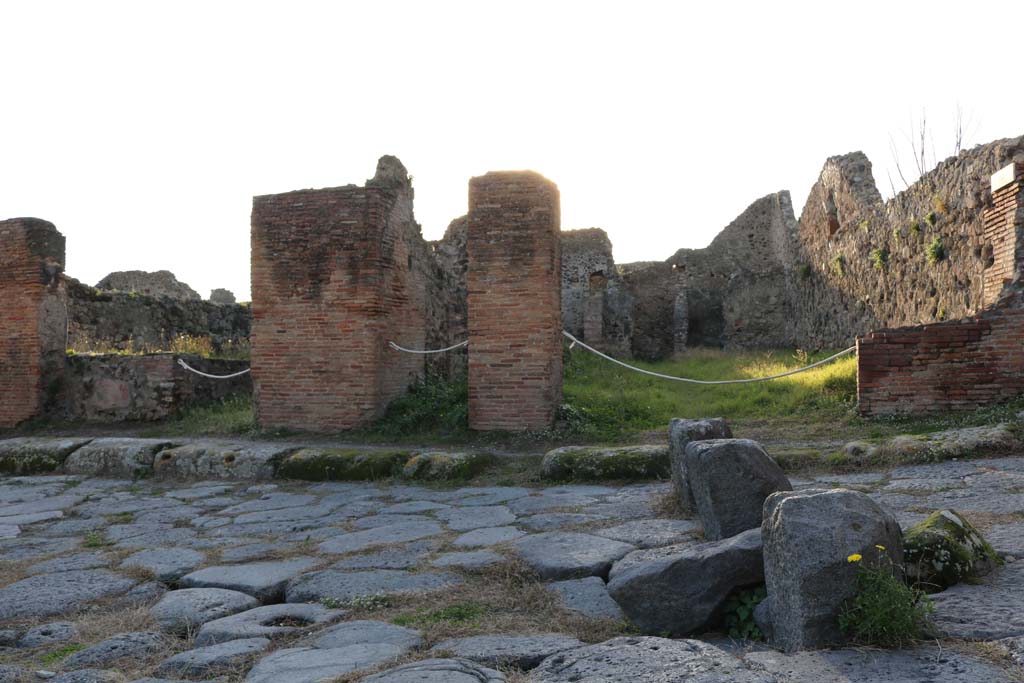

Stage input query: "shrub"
[
  {"left": 371, "top": 371, "right": 468, "bottom": 437},
  {"left": 925, "top": 211, "right": 938, "bottom": 226},
  {"left": 910, "top": 221, "right": 921, "bottom": 237},
  {"left": 926, "top": 237, "right": 946, "bottom": 265},
  {"left": 830, "top": 253, "right": 845, "bottom": 277},
  {"left": 869, "top": 248, "right": 889, "bottom": 271},
  {"left": 838, "top": 547, "right": 933, "bottom": 647}
]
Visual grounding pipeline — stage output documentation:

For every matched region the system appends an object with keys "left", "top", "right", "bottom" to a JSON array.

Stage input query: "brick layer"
[{"left": 467, "top": 171, "right": 562, "bottom": 430}]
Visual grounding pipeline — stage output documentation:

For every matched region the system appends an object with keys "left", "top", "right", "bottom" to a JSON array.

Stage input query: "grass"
[{"left": 67, "top": 334, "right": 250, "bottom": 360}]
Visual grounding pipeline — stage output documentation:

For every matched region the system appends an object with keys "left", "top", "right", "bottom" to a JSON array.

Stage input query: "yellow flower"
[
  {"left": 875, "top": 545, "right": 886, "bottom": 551},
  {"left": 847, "top": 553, "right": 863, "bottom": 563}
]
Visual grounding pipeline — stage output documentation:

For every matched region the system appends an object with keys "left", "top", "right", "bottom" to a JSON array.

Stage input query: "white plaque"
[{"left": 992, "top": 163, "right": 1017, "bottom": 193}]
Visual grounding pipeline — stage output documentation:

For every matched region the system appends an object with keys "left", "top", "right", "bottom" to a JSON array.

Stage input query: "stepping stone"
[
  {"left": 513, "top": 532, "right": 635, "bottom": 580},
  {"left": 931, "top": 562, "right": 1024, "bottom": 639},
  {"left": 65, "top": 632, "right": 167, "bottom": 668},
  {"left": 436, "top": 506, "right": 516, "bottom": 531},
  {"left": 150, "top": 588, "right": 259, "bottom": 634},
  {"left": 195, "top": 603, "right": 346, "bottom": 646},
  {"left": 592, "top": 519, "right": 699, "bottom": 549},
  {"left": 332, "top": 541, "right": 442, "bottom": 570},
  {"left": 431, "top": 551, "right": 504, "bottom": 570},
  {"left": 27, "top": 551, "right": 110, "bottom": 575},
  {"left": 318, "top": 522, "right": 445, "bottom": 554},
  {"left": 430, "top": 634, "right": 584, "bottom": 669},
  {"left": 453, "top": 527, "right": 526, "bottom": 548},
  {"left": 547, "top": 577, "right": 625, "bottom": 620},
  {"left": 0, "top": 569, "right": 135, "bottom": 621},
  {"left": 18, "top": 621, "right": 76, "bottom": 647},
  {"left": 519, "top": 513, "right": 608, "bottom": 531},
  {"left": 121, "top": 548, "right": 205, "bottom": 582},
  {"left": 360, "top": 658, "right": 506, "bottom": 682},
  {"left": 180, "top": 557, "right": 319, "bottom": 601},
  {"left": 311, "top": 620, "right": 423, "bottom": 650},
  {"left": 156, "top": 637, "right": 270, "bottom": 677},
  {"left": 244, "top": 644, "right": 408, "bottom": 683},
  {"left": 286, "top": 570, "right": 460, "bottom": 603}
]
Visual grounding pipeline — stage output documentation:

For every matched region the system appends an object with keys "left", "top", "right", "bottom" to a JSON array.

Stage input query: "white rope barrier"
[
  {"left": 177, "top": 358, "right": 251, "bottom": 379},
  {"left": 561, "top": 331, "right": 857, "bottom": 385},
  {"left": 388, "top": 340, "right": 468, "bottom": 354}
]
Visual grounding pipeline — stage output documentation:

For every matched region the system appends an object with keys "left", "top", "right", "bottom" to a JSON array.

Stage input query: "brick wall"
[
  {"left": 250, "top": 158, "right": 426, "bottom": 431},
  {"left": 859, "top": 163, "right": 1024, "bottom": 415},
  {"left": 0, "top": 218, "right": 67, "bottom": 428},
  {"left": 467, "top": 171, "right": 562, "bottom": 430}
]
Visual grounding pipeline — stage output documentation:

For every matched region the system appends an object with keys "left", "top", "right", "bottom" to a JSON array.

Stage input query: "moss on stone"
[
  {"left": 276, "top": 448, "right": 411, "bottom": 481},
  {"left": 904, "top": 509, "right": 999, "bottom": 592},
  {"left": 541, "top": 445, "right": 669, "bottom": 481},
  {"left": 401, "top": 451, "right": 492, "bottom": 481},
  {"left": 0, "top": 438, "right": 89, "bottom": 475}
]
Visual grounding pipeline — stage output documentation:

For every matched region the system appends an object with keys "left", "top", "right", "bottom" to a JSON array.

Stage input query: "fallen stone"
[
  {"left": 311, "top": 620, "right": 423, "bottom": 650},
  {"left": 592, "top": 519, "right": 698, "bottom": 549},
  {"left": 402, "top": 451, "right": 493, "bottom": 480},
  {"left": 18, "top": 621, "right": 76, "bottom": 648},
  {"left": 431, "top": 634, "right": 584, "bottom": 670},
  {"left": 286, "top": 569, "right": 460, "bottom": 603},
  {"left": 513, "top": 532, "right": 635, "bottom": 580},
  {"left": 435, "top": 506, "right": 515, "bottom": 531},
  {"left": 318, "top": 522, "right": 444, "bottom": 554},
  {"left": 904, "top": 509, "right": 998, "bottom": 591},
  {"left": 155, "top": 637, "right": 270, "bottom": 677},
  {"left": 150, "top": 588, "right": 259, "bottom": 634},
  {"left": 121, "top": 548, "right": 205, "bottom": 582},
  {"left": 684, "top": 438, "right": 791, "bottom": 540},
  {"left": 179, "top": 557, "right": 319, "bottom": 601},
  {"left": 64, "top": 439, "right": 175, "bottom": 479},
  {"left": 244, "top": 644, "right": 408, "bottom": 683},
  {"left": 65, "top": 632, "right": 167, "bottom": 668},
  {"left": 930, "top": 561, "right": 1024, "bottom": 639},
  {"left": 0, "top": 570, "right": 135, "bottom": 621},
  {"left": 762, "top": 488, "right": 903, "bottom": 651},
  {"left": 0, "top": 437, "right": 92, "bottom": 475},
  {"left": 540, "top": 445, "right": 669, "bottom": 481},
  {"left": 195, "top": 603, "right": 346, "bottom": 646},
  {"left": 359, "top": 658, "right": 506, "bottom": 683},
  {"left": 153, "top": 442, "right": 294, "bottom": 480},
  {"left": 669, "top": 417, "right": 733, "bottom": 512},
  {"left": 608, "top": 540, "right": 704, "bottom": 581},
  {"left": 532, "top": 636, "right": 772, "bottom": 682},
  {"left": 608, "top": 528, "right": 764, "bottom": 635},
  {"left": 431, "top": 551, "right": 504, "bottom": 570},
  {"left": 547, "top": 577, "right": 625, "bottom": 620},
  {"left": 453, "top": 527, "right": 526, "bottom": 548}
]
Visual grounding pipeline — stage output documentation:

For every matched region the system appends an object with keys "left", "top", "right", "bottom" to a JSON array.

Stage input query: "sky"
[{"left": 2, "top": 1, "right": 1022, "bottom": 302}]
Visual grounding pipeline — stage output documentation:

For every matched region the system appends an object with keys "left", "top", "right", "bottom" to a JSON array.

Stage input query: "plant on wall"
[
  {"left": 925, "top": 211, "right": 938, "bottom": 227},
  {"left": 830, "top": 253, "right": 845, "bottom": 277},
  {"left": 926, "top": 237, "right": 946, "bottom": 265},
  {"left": 869, "top": 248, "right": 889, "bottom": 271},
  {"left": 910, "top": 221, "right": 921, "bottom": 237}
]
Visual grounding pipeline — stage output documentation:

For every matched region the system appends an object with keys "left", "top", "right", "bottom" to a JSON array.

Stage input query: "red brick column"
[
  {"left": 0, "top": 218, "right": 67, "bottom": 428},
  {"left": 467, "top": 171, "right": 562, "bottom": 430},
  {"left": 250, "top": 167, "right": 425, "bottom": 431},
  {"left": 983, "top": 163, "right": 1024, "bottom": 308}
]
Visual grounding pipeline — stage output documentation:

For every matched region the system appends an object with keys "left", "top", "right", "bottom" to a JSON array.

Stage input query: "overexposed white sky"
[{"left": 2, "top": 1, "right": 1022, "bottom": 301}]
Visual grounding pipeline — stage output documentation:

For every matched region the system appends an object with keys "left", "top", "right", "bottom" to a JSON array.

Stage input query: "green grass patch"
[
  {"left": 141, "top": 394, "right": 257, "bottom": 438},
  {"left": 39, "top": 644, "right": 85, "bottom": 664},
  {"left": 392, "top": 602, "right": 488, "bottom": 628}
]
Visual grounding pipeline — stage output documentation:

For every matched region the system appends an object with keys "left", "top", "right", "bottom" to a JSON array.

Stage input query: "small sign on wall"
[{"left": 992, "top": 164, "right": 1018, "bottom": 193}]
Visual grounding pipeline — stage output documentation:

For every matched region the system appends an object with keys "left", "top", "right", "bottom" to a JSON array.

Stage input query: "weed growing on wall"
[
  {"left": 830, "top": 253, "right": 845, "bottom": 277},
  {"left": 925, "top": 211, "right": 938, "bottom": 227},
  {"left": 926, "top": 237, "right": 947, "bottom": 265},
  {"left": 723, "top": 585, "right": 767, "bottom": 640},
  {"left": 838, "top": 547, "right": 933, "bottom": 648},
  {"left": 910, "top": 221, "right": 921, "bottom": 237},
  {"left": 869, "top": 248, "right": 889, "bottom": 271}
]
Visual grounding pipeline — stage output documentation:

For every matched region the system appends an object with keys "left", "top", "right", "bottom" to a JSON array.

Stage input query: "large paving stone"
[
  {"left": 608, "top": 528, "right": 764, "bottom": 635},
  {"left": 121, "top": 548, "right": 205, "bottom": 582},
  {"left": 64, "top": 438, "right": 175, "bottom": 478},
  {"left": 286, "top": 569, "right": 460, "bottom": 603},
  {"left": 232, "top": 501, "right": 341, "bottom": 525},
  {"left": 513, "top": 532, "right": 635, "bottom": 580},
  {"left": 65, "top": 632, "right": 167, "bottom": 668},
  {"left": 519, "top": 513, "right": 608, "bottom": 531},
  {"left": 508, "top": 493, "right": 599, "bottom": 515},
  {"left": 310, "top": 620, "right": 424, "bottom": 650},
  {"left": 359, "top": 658, "right": 506, "bottom": 683},
  {"left": 435, "top": 506, "right": 516, "bottom": 531},
  {"left": 381, "top": 500, "right": 452, "bottom": 514},
  {"left": 453, "top": 527, "right": 526, "bottom": 548},
  {"left": 155, "top": 637, "right": 270, "bottom": 677},
  {"left": 219, "top": 542, "right": 294, "bottom": 563},
  {"left": 0, "top": 493, "right": 85, "bottom": 517},
  {"left": 449, "top": 487, "right": 531, "bottom": 507},
  {"left": 930, "top": 561, "right": 1024, "bottom": 639},
  {"left": 669, "top": 417, "right": 733, "bottom": 511},
  {"left": 431, "top": 551, "right": 504, "bottom": 570},
  {"left": 150, "top": 588, "right": 259, "bottom": 634},
  {"left": 18, "top": 621, "right": 76, "bottom": 647},
  {"left": 592, "top": 519, "right": 699, "bottom": 549},
  {"left": 0, "top": 536, "right": 80, "bottom": 562},
  {"left": 984, "top": 522, "right": 1024, "bottom": 558},
  {"left": 430, "top": 634, "right": 584, "bottom": 669},
  {"left": 532, "top": 636, "right": 772, "bottom": 682},
  {"left": 0, "top": 569, "right": 136, "bottom": 620},
  {"left": 195, "top": 603, "right": 346, "bottom": 645},
  {"left": 318, "top": 522, "right": 445, "bottom": 554},
  {"left": 27, "top": 551, "right": 110, "bottom": 575},
  {"left": 244, "top": 644, "right": 408, "bottom": 683},
  {"left": 218, "top": 493, "right": 317, "bottom": 516},
  {"left": 352, "top": 514, "right": 435, "bottom": 530},
  {"left": 547, "top": 577, "right": 625, "bottom": 620},
  {"left": 332, "top": 540, "right": 442, "bottom": 570},
  {"left": 152, "top": 442, "right": 294, "bottom": 480},
  {"left": 49, "top": 670, "right": 124, "bottom": 683},
  {"left": 179, "top": 557, "right": 319, "bottom": 601}
]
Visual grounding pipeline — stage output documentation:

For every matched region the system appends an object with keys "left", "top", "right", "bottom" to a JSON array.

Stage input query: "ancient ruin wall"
[
  {"left": 561, "top": 228, "right": 632, "bottom": 355},
  {"left": 0, "top": 218, "right": 67, "bottom": 428},
  {"left": 250, "top": 157, "right": 427, "bottom": 431},
  {"left": 467, "top": 171, "right": 562, "bottom": 430}
]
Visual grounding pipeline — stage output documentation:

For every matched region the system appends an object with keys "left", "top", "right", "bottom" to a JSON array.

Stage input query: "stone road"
[{"left": 1, "top": 455, "right": 1024, "bottom": 681}]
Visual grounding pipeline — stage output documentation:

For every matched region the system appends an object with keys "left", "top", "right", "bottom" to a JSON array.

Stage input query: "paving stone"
[
  {"left": 430, "top": 634, "right": 584, "bottom": 669},
  {"left": 209, "top": 520, "right": 319, "bottom": 538},
  {"left": 121, "top": 548, "right": 205, "bottom": 582},
  {"left": 113, "top": 581, "right": 168, "bottom": 608},
  {"left": 0, "top": 510, "right": 62, "bottom": 526},
  {"left": 331, "top": 541, "right": 442, "bottom": 570},
  {"left": 889, "top": 461, "right": 983, "bottom": 479},
  {"left": 449, "top": 487, "right": 531, "bottom": 507},
  {"left": 435, "top": 506, "right": 516, "bottom": 531},
  {"left": 180, "top": 557, "right": 319, "bottom": 601},
  {"left": 286, "top": 570, "right": 460, "bottom": 603},
  {"left": 318, "top": 522, "right": 445, "bottom": 554},
  {"left": 518, "top": 513, "right": 608, "bottom": 531},
  {"left": 352, "top": 514, "right": 435, "bottom": 529},
  {"left": 508, "top": 493, "right": 598, "bottom": 515},
  {"left": 27, "top": 551, "right": 110, "bottom": 575},
  {"left": 18, "top": 621, "right": 76, "bottom": 648},
  {"left": 547, "top": 577, "right": 625, "bottom": 620},
  {"left": 49, "top": 670, "right": 124, "bottom": 683},
  {"left": 452, "top": 527, "right": 527, "bottom": 548},
  {"left": 359, "top": 658, "right": 506, "bottom": 683},
  {"left": 116, "top": 528, "right": 199, "bottom": 550},
  {"left": 532, "top": 636, "right": 773, "bottom": 682},
  {"left": 0, "top": 570, "right": 135, "bottom": 620},
  {"left": 997, "top": 636, "right": 1024, "bottom": 666},
  {"left": 219, "top": 542, "right": 295, "bottom": 563},
  {"left": 165, "top": 485, "right": 235, "bottom": 500},
  {"left": 813, "top": 473, "right": 888, "bottom": 486},
  {"left": 544, "top": 485, "right": 617, "bottom": 497},
  {"left": 244, "top": 644, "right": 408, "bottom": 683},
  {"left": 217, "top": 493, "right": 318, "bottom": 517},
  {"left": 986, "top": 522, "right": 1024, "bottom": 558},
  {"left": 0, "top": 664, "right": 26, "bottom": 683},
  {"left": 380, "top": 501, "right": 452, "bottom": 514},
  {"left": 232, "top": 501, "right": 341, "bottom": 525},
  {"left": 513, "top": 532, "right": 635, "bottom": 580},
  {"left": 930, "top": 561, "right": 1024, "bottom": 639},
  {"left": 64, "top": 632, "right": 167, "bottom": 668},
  {"left": 63, "top": 438, "right": 174, "bottom": 478},
  {"left": 155, "top": 637, "right": 270, "bottom": 677},
  {"left": 431, "top": 551, "right": 504, "bottom": 570},
  {"left": 310, "top": 620, "right": 423, "bottom": 650},
  {"left": 0, "top": 536, "right": 80, "bottom": 562},
  {"left": 195, "top": 603, "right": 346, "bottom": 646},
  {"left": 591, "top": 519, "right": 699, "bottom": 549},
  {"left": 0, "top": 493, "right": 84, "bottom": 517},
  {"left": 150, "top": 588, "right": 260, "bottom": 634}
]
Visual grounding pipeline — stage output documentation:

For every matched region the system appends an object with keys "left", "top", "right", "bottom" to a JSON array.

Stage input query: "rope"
[
  {"left": 562, "top": 331, "right": 856, "bottom": 385},
  {"left": 388, "top": 340, "right": 468, "bottom": 354},
  {"left": 177, "top": 358, "right": 251, "bottom": 379}
]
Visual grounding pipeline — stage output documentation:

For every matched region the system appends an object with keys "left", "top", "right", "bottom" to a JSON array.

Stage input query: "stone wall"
[
  {"left": 250, "top": 156, "right": 428, "bottom": 431},
  {"left": 560, "top": 228, "right": 631, "bottom": 355},
  {"left": 425, "top": 216, "right": 470, "bottom": 376},
  {"left": 96, "top": 270, "right": 201, "bottom": 301},
  {"left": 0, "top": 218, "right": 67, "bottom": 428},
  {"left": 63, "top": 354, "right": 251, "bottom": 422},
  {"left": 467, "top": 171, "right": 563, "bottom": 430}
]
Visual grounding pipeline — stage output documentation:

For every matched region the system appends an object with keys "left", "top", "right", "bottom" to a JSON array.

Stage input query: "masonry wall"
[
  {"left": 467, "top": 171, "right": 562, "bottom": 430},
  {"left": 560, "top": 228, "right": 632, "bottom": 355},
  {"left": 0, "top": 218, "right": 67, "bottom": 428},
  {"left": 250, "top": 157, "right": 426, "bottom": 431}
]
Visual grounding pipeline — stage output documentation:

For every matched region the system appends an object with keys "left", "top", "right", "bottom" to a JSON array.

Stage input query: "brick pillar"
[
  {"left": 250, "top": 160, "right": 425, "bottom": 431},
  {"left": 0, "top": 218, "right": 67, "bottom": 428},
  {"left": 982, "top": 162, "right": 1024, "bottom": 308},
  {"left": 467, "top": 171, "right": 562, "bottom": 431}
]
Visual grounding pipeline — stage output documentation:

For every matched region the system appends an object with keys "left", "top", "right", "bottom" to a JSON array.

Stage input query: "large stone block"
[
  {"left": 668, "top": 418, "right": 732, "bottom": 511},
  {"left": 761, "top": 488, "right": 903, "bottom": 651}
]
